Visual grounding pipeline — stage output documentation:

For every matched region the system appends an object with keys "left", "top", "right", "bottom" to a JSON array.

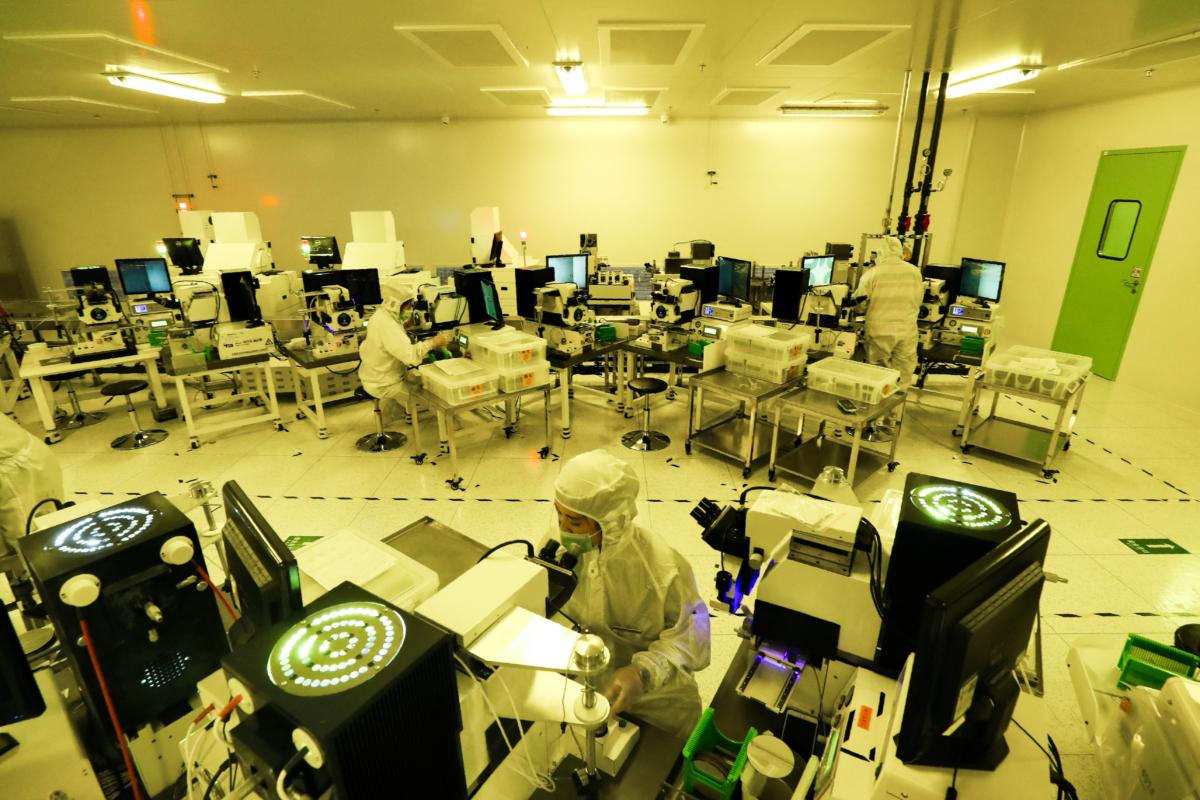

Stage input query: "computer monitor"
[
  {"left": 958, "top": 258, "right": 1005, "bottom": 304},
  {"left": 220, "top": 480, "right": 302, "bottom": 644},
  {"left": 1, "top": 608, "right": 45, "bottom": 726},
  {"left": 690, "top": 241, "right": 715, "bottom": 261},
  {"left": 515, "top": 267, "right": 553, "bottom": 320},
  {"left": 802, "top": 255, "right": 836, "bottom": 287},
  {"left": 453, "top": 268, "right": 502, "bottom": 327},
  {"left": 546, "top": 254, "right": 589, "bottom": 287},
  {"left": 923, "top": 264, "right": 962, "bottom": 303},
  {"left": 680, "top": 265, "right": 718, "bottom": 304},
  {"left": 771, "top": 268, "right": 809, "bottom": 323},
  {"left": 894, "top": 519, "right": 1050, "bottom": 771},
  {"left": 301, "top": 269, "right": 382, "bottom": 308},
  {"left": 116, "top": 257, "right": 173, "bottom": 296},
  {"left": 825, "top": 243, "right": 854, "bottom": 260},
  {"left": 162, "top": 238, "right": 205, "bottom": 273},
  {"left": 487, "top": 232, "right": 504, "bottom": 266},
  {"left": 301, "top": 236, "right": 341, "bottom": 269},
  {"left": 716, "top": 256, "right": 752, "bottom": 304},
  {"left": 69, "top": 265, "right": 113, "bottom": 294},
  {"left": 480, "top": 280, "right": 502, "bottom": 327},
  {"left": 220, "top": 270, "right": 262, "bottom": 324}
]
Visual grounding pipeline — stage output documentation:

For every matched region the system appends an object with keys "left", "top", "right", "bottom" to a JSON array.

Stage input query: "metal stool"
[
  {"left": 56, "top": 370, "right": 107, "bottom": 429},
  {"left": 101, "top": 380, "right": 168, "bottom": 450},
  {"left": 355, "top": 387, "right": 406, "bottom": 452},
  {"left": 622, "top": 377, "right": 670, "bottom": 452}
]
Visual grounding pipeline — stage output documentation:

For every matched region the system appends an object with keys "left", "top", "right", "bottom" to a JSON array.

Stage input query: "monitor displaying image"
[
  {"left": 116, "top": 258, "right": 173, "bottom": 295},
  {"left": 959, "top": 258, "right": 1005, "bottom": 303},
  {"left": 546, "top": 254, "right": 589, "bottom": 287},
  {"left": 802, "top": 255, "right": 835, "bottom": 287}
]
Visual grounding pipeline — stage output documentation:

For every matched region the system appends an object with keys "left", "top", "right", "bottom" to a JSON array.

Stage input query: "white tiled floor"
[{"left": 20, "top": 368, "right": 1200, "bottom": 799}]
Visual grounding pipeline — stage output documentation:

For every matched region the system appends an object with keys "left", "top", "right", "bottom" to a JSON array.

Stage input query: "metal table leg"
[
  {"left": 846, "top": 424, "right": 864, "bottom": 484},
  {"left": 144, "top": 358, "right": 170, "bottom": 415},
  {"left": 29, "top": 376, "right": 62, "bottom": 443},
  {"left": 175, "top": 375, "right": 201, "bottom": 448},
  {"left": 264, "top": 364, "right": 282, "bottom": 430},
  {"left": 444, "top": 409, "right": 462, "bottom": 487},
  {"left": 559, "top": 365, "right": 572, "bottom": 439}
]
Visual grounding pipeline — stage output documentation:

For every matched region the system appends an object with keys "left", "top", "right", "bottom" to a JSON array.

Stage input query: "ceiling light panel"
[
  {"left": 241, "top": 91, "right": 355, "bottom": 110},
  {"left": 395, "top": 24, "right": 528, "bottom": 68},
  {"left": 481, "top": 87, "right": 553, "bottom": 107},
  {"left": 759, "top": 24, "right": 907, "bottom": 67},
  {"left": 779, "top": 102, "right": 888, "bottom": 117},
  {"left": 3, "top": 31, "right": 227, "bottom": 74},
  {"left": 604, "top": 88, "right": 664, "bottom": 107},
  {"left": 712, "top": 87, "right": 785, "bottom": 106},
  {"left": 9, "top": 96, "right": 157, "bottom": 115},
  {"left": 599, "top": 23, "right": 704, "bottom": 66}
]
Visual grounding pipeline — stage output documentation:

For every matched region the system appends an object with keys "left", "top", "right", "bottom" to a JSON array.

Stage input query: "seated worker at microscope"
[
  {"left": 358, "top": 284, "right": 449, "bottom": 411},
  {"left": 552, "top": 450, "right": 711, "bottom": 739}
]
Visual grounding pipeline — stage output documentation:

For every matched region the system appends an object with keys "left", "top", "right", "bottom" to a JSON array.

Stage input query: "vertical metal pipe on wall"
[
  {"left": 911, "top": 70, "right": 950, "bottom": 266},
  {"left": 897, "top": 70, "right": 930, "bottom": 235},
  {"left": 882, "top": 68, "right": 913, "bottom": 234}
]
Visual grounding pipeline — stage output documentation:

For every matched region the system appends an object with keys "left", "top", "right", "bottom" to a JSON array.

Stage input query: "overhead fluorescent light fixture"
[
  {"left": 546, "top": 103, "right": 649, "bottom": 117},
  {"left": 779, "top": 102, "right": 887, "bottom": 117},
  {"left": 944, "top": 59, "right": 1042, "bottom": 99},
  {"left": 1058, "top": 30, "right": 1200, "bottom": 71},
  {"left": 104, "top": 66, "right": 225, "bottom": 104},
  {"left": 554, "top": 61, "right": 588, "bottom": 96}
]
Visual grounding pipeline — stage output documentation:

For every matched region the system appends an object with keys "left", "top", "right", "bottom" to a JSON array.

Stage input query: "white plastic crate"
[
  {"left": 419, "top": 359, "right": 499, "bottom": 405},
  {"left": 806, "top": 358, "right": 899, "bottom": 404},
  {"left": 497, "top": 361, "right": 551, "bottom": 393},
  {"left": 982, "top": 345, "right": 1092, "bottom": 400},
  {"left": 725, "top": 324, "right": 777, "bottom": 357},
  {"left": 748, "top": 328, "right": 812, "bottom": 363},
  {"left": 470, "top": 329, "right": 547, "bottom": 369},
  {"left": 727, "top": 353, "right": 804, "bottom": 384}
]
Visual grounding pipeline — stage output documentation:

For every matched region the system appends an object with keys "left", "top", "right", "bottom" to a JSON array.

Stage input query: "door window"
[{"left": 1097, "top": 199, "right": 1141, "bottom": 260}]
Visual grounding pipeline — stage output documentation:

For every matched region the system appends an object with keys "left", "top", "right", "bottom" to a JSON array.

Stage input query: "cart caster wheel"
[
  {"left": 562, "top": 429, "right": 571, "bottom": 439},
  {"left": 504, "top": 426, "right": 513, "bottom": 439},
  {"left": 568, "top": 390, "right": 574, "bottom": 399},
  {"left": 44, "top": 435, "right": 61, "bottom": 445},
  {"left": 439, "top": 441, "right": 450, "bottom": 455},
  {"left": 295, "top": 411, "right": 306, "bottom": 420},
  {"left": 952, "top": 427, "right": 962, "bottom": 437},
  {"left": 684, "top": 442, "right": 692, "bottom": 455},
  {"left": 768, "top": 469, "right": 777, "bottom": 482},
  {"left": 539, "top": 446, "right": 550, "bottom": 460},
  {"left": 275, "top": 423, "right": 285, "bottom": 432},
  {"left": 190, "top": 441, "right": 200, "bottom": 450},
  {"left": 742, "top": 467, "right": 751, "bottom": 479},
  {"left": 1063, "top": 440, "right": 1071, "bottom": 451},
  {"left": 888, "top": 462, "right": 899, "bottom": 473},
  {"left": 960, "top": 445, "right": 973, "bottom": 454},
  {"left": 318, "top": 430, "right": 328, "bottom": 440},
  {"left": 447, "top": 477, "right": 464, "bottom": 491},
  {"left": 667, "top": 391, "right": 676, "bottom": 401},
  {"left": 1043, "top": 470, "right": 1058, "bottom": 481}
]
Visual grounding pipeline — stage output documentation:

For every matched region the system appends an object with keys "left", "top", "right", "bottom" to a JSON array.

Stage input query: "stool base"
[
  {"left": 357, "top": 431, "right": 406, "bottom": 453},
  {"left": 111, "top": 429, "right": 168, "bottom": 451},
  {"left": 62, "top": 410, "right": 107, "bottom": 430},
  {"left": 622, "top": 430, "right": 670, "bottom": 452}
]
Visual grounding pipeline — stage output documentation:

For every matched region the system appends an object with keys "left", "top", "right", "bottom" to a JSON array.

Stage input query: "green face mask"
[
  {"left": 561, "top": 530, "right": 597, "bottom": 554},
  {"left": 399, "top": 309, "right": 414, "bottom": 323}
]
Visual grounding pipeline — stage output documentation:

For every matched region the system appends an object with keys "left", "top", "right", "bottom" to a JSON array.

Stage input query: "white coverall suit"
[
  {"left": 554, "top": 450, "right": 712, "bottom": 739},
  {"left": 0, "top": 414, "right": 64, "bottom": 553},
  {"left": 357, "top": 285, "right": 437, "bottom": 403},
  {"left": 854, "top": 237, "right": 924, "bottom": 389}
]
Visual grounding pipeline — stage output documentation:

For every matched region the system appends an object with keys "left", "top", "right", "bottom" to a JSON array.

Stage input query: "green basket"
[
  {"left": 960, "top": 335, "right": 986, "bottom": 356},
  {"left": 1117, "top": 633, "right": 1199, "bottom": 690},
  {"left": 688, "top": 340, "right": 712, "bottom": 359},
  {"left": 595, "top": 324, "right": 617, "bottom": 342},
  {"left": 681, "top": 708, "right": 756, "bottom": 800}
]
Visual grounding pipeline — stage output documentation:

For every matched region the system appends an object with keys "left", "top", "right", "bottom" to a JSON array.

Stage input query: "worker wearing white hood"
[
  {"left": 553, "top": 450, "right": 711, "bottom": 739},
  {"left": 854, "top": 236, "right": 924, "bottom": 388},
  {"left": 358, "top": 284, "right": 448, "bottom": 402},
  {"left": 0, "top": 414, "right": 64, "bottom": 554}
]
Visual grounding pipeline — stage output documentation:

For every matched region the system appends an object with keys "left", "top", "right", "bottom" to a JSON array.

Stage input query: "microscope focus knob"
[
  {"left": 160, "top": 535, "right": 195, "bottom": 566},
  {"left": 60, "top": 574, "right": 102, "bottom": 608}
]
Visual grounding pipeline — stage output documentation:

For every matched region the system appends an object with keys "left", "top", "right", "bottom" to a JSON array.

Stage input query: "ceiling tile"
[
  {"left": 712, "top": 87, "right": 785, "bottom": 106},
  {"left": 2, "top": 31, "right": 228, "bottom": 74},
  {"left": 1080, "top": 34, "right": 1200, "bottom": 70},
  {"left": 599, "top": 24, "right": 704, "bottom": 67},
  {"left": 241, "top": 91, "right": 355, "bottom": 110},
  {"left": 395, "top": 25, "right": 528, "bottom": 68},
  {"left": 605, "top": 88, "right": 665, "bottom": 107},
  {"left": 7, "top": 96, "right": 157, "bottom": 116},
  {"left": 481, "top": 87, "right": 553, "bottom": 107},
  {"left": 759, "top": 24, "right": 908, "bottom": 67}
]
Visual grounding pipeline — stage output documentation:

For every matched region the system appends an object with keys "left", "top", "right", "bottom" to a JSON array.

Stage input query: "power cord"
[
  {"left": 1010, "top": 716, "right": 1078, "bottom": 800},
  {"left": 477, "top": 539, "right": 536, "bottom": 562}
]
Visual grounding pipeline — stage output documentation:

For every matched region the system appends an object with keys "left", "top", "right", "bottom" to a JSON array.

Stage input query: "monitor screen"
[
  {"left": 220, "top": 270, "right": 261, "bottom": 323},
  {"left": 959, "top": 258, "right": 1005, "bottom": 303},
  {"left": 116, "top": 258, "right": 173, "bottom": 295},
  {"left": 1, "top": 605, "right": 45, "bottom": 725},
  {"left": 220, "top": 481, "right": 302, "bottom": 643},
  {"left": 546, "top": 254, "right": 589, "bottom": 287},
  {"left": 716, "top": 256, "right": 752, "bottom": 303},
  {"left": 480, "top": 280, "right": 500, "bottom": 323},
  {"left": 301, "top": 235, "right": 341, "bottom": 266},
  {"left": 69, "top": 265, "right": 113, "bottom": 293},
  {"left": 162, "top": 238, "right": 204, "bottom": 270},
  {"left": 771, "top": 268, "right": 809, "bottom": 323},
  {"left": 488, "top": 232, "right": 504, "bottom": 265},
  {"left": 515, "top": 266, "right": 553, "bottom": 320},
  {"left": 802, "top": 255, "right": 835, "bottom": 287},
  {"left": 301, "top": 268, "right": 382, "bottom": 307}
]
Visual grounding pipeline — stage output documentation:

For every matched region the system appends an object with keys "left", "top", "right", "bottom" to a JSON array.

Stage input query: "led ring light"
[
  {"left": 269, "top": 602, "right": 405, "bottom": 697},
  {"left": 909, "top": 484, "right": 1012, "bottom": 531},
  {"left": 51, "top": 507, "right": 159, "bottom": 554}
]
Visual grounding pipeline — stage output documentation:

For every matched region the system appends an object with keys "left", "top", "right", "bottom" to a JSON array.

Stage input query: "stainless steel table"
[
  {"left": 282, "top": 345, "right": 362, "bottom": 439},
  {"left": 166, "top": 355, "right": 284, "bottom": 449},
  {"left": 408, "top": 382, "right": 553, "bottom": 488},
  {"left": 546, "top": 339, "right": 628, "bottom": 438},
  {"left": 766, "top": 386, "right": 906, "bottom": 486},
  {"left": 618, "top": 339, "right": 702, "bottom": 417},
  {"left": 686, "top": 368, "right": 801, "bottom": 479}
]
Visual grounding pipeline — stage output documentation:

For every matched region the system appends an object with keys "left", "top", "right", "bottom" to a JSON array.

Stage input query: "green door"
[{"left": 1052, "top": 146, "right": 1185, "bottom": 379}]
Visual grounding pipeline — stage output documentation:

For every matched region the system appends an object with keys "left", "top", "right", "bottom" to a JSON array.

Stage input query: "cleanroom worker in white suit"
[
  {"left": 358, "top": 284, "right": 448, "bottom": 403},
  {"left": 853, "top": 236, "right": 924, "bottom": 389},
  {"left": 553, "top": 449, "right": 711, "bottom": 739},
  {"left": 0, "top": 413, "right": 64, "bottom": 554}
]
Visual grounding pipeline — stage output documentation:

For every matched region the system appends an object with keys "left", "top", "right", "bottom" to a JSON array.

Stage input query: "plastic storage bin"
[
  {"left": 418, "top": 359, "right": 499, "bottom": 405},
  {"left": 470, "top": 329, "right": 547, "bottom": 369},
  {"left": 982, "top": 345, "right": 1092, "bottom": 400},
  {"left": 681, "top": 708, "right": 757, "bottom": 800},
  {"left": 806, "top": 358, "right": 899, "bottom": 404},
  {"left": 725, "top": 324, "right": 778, "bottom": 357},
  {"left": 726, "top": 352, "right": 804, "bottom": 384},
  {"left": 1117, "top": 633, "right": 1199, "bottom": 690},
  {"left": 747, "top": 328, "right": 811, "bottom": 362},
  {"left": 497, "top": 361, "right": 550, "bottom": 393}
]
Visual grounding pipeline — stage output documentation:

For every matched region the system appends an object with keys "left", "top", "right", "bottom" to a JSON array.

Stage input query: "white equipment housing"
[
  {"left": 212, "top": 321, "right": 274, "bottom": 360},
  {"left": 178, "top": 209, "right": 215, "bottom": 254},
  {"left": 204, "top": 212, "right": 273, "bottom": 273},
  {"left": 343, "top": 210, "right": 408, "bottom": 269},
  {"left": 469, "top": 206, "right": 521, "bottom": 266}
]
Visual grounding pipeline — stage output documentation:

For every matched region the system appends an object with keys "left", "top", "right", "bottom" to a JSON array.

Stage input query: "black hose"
[
  {"left": 25, "top": 497, "right": 64, "bottom": 537},
  {"left": 201, "top": 757, "right": 233, "bottom": 800},
  {"left": 738, "top": 485, "right": 776, "bottom": 504},
  {"left": 477, "top": 539, "right": 536, "bottom": 562}
]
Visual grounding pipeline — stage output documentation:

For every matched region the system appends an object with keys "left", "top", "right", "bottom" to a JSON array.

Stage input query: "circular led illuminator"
[
  {"left": 51, "top": 506, "right": 159, "bottom": 555},
  {"left": 909, "top": 484, "right": 1011, "bottom": 531},
  {"left": 268, "top": 602, "right": 405, "bottom": 697}
]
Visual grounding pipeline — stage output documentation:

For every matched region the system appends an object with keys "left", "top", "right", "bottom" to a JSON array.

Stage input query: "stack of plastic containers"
[
  {"left": 806, "top": 358, "right": 899, "bottom": 404},
  {"left": 468, "top": 328, "right": 550, "bottom": 393},
  {"left": 724, "top": 324, "right": 811, "bottom": 383},
  {"left": 418, "top": 358, "right": 499, "bottom": 405},
  {"left": 981, "top": 345, "right": 1092, "bottom": 400}
]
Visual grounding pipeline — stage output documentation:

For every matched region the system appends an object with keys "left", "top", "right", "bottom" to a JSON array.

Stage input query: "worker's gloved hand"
[
  {"left": 430, "top": 333, "right": 450, "bottom": 349},
  {"left": 603, "top": 665, "right": 645, "bottom": 717}
]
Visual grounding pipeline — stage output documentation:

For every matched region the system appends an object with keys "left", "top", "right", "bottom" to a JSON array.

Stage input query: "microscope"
[
  {"left": 306, "top": 286, "right": 361, "bottom": 358},
  {"left": 649, "top": 277, "right": 700, "bottom": 325},
  {"left": 410, "top": 284, "right": 467, "bottom": 332},
  {"left": 534, "top": 282, "right": 595, "bottom": 355},
  {"left": 71, "top": 283, "right": 136, "bottom": 362}
]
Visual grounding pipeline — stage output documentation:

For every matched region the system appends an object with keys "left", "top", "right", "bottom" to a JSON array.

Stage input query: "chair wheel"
[
  {"left": 768, "top": 469, "right": 776, "bottom": 482},
  {"left": 1063, "top": 440, "right": 1071, "bottom": 451},
  {"left": 952, "top": 427, "right": 962, "bottom": 437},
  {"left": 742, "top": 467, "right": 751, "bottom": 479},
  {"left": 961, "top": 445, "right": 973, "bottom": 454},
  {"left": 684, "top": 442, "right": 692, "bottom": 455},
  {"left": 295, "top": 411, "right": 306, "bottom": 419},
  {"left": 1043, "top": 470, "right": 1058, "bottom": 480},
  {"left": 888, "top": 462, "right": 899, "bottom": 473},
  {"left": 190, "top": 441, "right": 200, "bottom": 450},
  {"left": 539, "top": 446, "right": 550, "bottom": 459}
]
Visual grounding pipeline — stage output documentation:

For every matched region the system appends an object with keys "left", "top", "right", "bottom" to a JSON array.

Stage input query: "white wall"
[
  {"left": 0, "top": 115, "right": 977, "bottom": 291},
  {"left": 993, "top": 85, "right": 1200, "bottom": 406}
]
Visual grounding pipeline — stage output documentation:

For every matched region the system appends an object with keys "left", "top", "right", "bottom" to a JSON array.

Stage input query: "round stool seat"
[
  {"left": 629, "top": 377, "right": 668, "bottom": 397},
  {"left": 101, "top": 379, "right": 148, "bottom": 397},
  {"left": 1176, "top": 624, "right": 1200, "bottom": 657},
  {"left": 354, "top": 385, "right": 375, "bottom": 401}
]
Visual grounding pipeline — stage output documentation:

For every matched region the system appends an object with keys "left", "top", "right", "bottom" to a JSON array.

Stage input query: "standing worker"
[
  {"left": 358, "top": 284, "right": 449, "bottom": 412},
  {"left": 552, "top": 449, "right": 711, "bottom": 739},
  {"left": 854, "top": 236, "right": 924, "bottom": 389},
  {"left": 0, "top": 413, "right": 63, "bottom": 554}
]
